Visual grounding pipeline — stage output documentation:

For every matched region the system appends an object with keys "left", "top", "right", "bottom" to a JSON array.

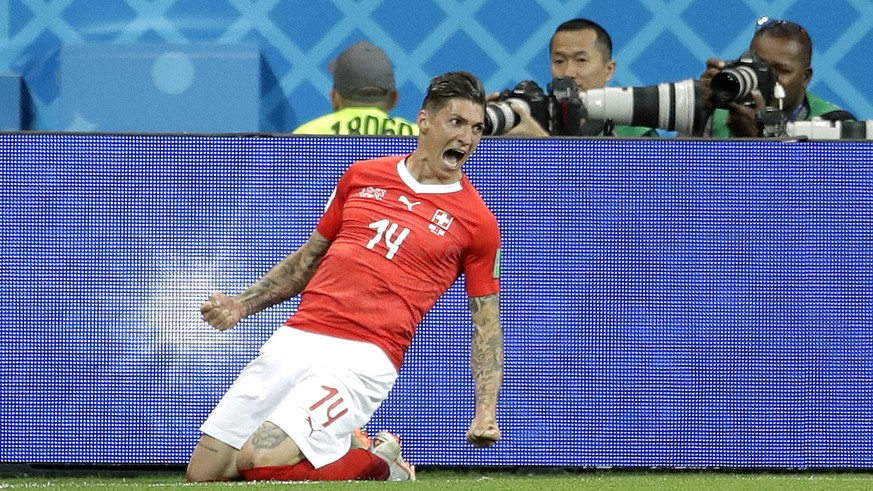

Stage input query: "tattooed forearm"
[
  {"left": 237, "top": 231, "right": 331, "bottom": 317},
  {"left": 469, "top": 293, "right": 504, "bottom": 411},
  {"left": 470, "top": 293, "right": 501, "bottom": 328}
]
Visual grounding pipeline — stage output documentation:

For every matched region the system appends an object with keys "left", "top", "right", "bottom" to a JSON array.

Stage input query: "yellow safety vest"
[{"left": 292, "top": 107, "right": 419, "bottom": 135}]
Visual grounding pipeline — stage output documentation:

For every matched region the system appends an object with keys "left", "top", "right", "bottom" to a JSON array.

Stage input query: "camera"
[
  {"left": 569, "top": 51, "right": 783, "bottom": 135},
  {"left": 483, "top": 50, "right": 807, "bottom": 138},
  {"left": 710, "top": 50, "right": 781, "bottom": 109},
  {"left": 483, "top": 80, "right": 549, "bottom": 136},
  {"left": 483, "top": 78, "right": 584, "bottom": 136},
  {"left": 579, "top": 79, "right": 706, "bottom": 135},
  {"left": 547, "top": 77, "right": 585, "bottom": 135},
  {"left": 784, "top": 120, "right": 873, "bottom": 140},
  {"left": 485, "top": 77, "right": 707, "bottom": 136}
]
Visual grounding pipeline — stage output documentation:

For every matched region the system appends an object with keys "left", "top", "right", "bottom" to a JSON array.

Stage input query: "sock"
[{"left": 238, "top": 448, "right": 389, "bottom": 481}]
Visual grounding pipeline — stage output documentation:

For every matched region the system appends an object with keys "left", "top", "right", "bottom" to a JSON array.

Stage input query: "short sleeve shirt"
[{"left": 286, "top": 155, "right": 501, "bottom": 369}]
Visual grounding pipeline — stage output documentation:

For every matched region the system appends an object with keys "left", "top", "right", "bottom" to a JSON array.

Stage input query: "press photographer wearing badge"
[
  {"left": 699, "top": 17, "right": 856, "bottom": 138},
  {"left": 486, "top": 18, "right": 657, "bottom": 138}
]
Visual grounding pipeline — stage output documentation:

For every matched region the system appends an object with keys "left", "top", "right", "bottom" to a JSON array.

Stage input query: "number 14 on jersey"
[{"left": 367, "top": 219, "right": 410, "bottom": 260}]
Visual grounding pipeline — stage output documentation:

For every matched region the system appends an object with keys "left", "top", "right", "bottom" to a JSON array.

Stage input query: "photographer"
[
  {"left": 700, "top": 18, "right": 855, "bottom": 138},
  {"left": 497, "top": 18, "right": 657, "bottom": 137}
]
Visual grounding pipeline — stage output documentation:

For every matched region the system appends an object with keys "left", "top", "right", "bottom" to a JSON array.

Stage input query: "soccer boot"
[{"left": 371, "top": 430, "right": 416, "bottom": 481}]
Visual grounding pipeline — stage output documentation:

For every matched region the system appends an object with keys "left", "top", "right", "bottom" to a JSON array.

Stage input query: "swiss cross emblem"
[{"left": 428, "top": 209, "right": 454, "bottom": 236}]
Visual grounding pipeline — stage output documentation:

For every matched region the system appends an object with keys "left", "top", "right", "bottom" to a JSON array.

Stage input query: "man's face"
[
  {"left": 416, "top": 98, "right": 485, "bottom": 183},
  {"left": 751, "top": 34, "right": 812, "bottom": 114},
  {"left": 550, "top": 28, "right": 616, "bottom": 91}
]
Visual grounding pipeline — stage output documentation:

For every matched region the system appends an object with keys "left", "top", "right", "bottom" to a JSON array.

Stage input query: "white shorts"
[{"left": 199, "top": 327, "right": 397, "bottom": 468}]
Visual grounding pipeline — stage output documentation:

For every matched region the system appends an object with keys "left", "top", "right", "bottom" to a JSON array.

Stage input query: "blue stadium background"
[{"left": 0, "top": 0, "right": 872, "bottom": 132}]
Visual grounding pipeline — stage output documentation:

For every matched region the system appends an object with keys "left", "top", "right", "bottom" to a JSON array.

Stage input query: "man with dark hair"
[
  {"left": 186, "top": 71, "right": 502, "bottom": 483},
  {"left": 700, "top": 18, "right": 855, "bottom": 137},
  {"left": 293, "top": 41, "right": 418, "bottom": 135},
  {"left": 549, "top": 18, "right": 615, "bottom": 96},
  {"left": 501, "top": 18, "right": 656, "bottom": 137}
]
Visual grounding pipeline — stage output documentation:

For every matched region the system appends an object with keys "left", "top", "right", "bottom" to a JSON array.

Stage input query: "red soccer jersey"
[{"left": 285, "top": 155, "right": 501, "bottom": 370}]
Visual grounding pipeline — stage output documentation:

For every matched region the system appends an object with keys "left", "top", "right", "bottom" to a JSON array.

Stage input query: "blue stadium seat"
[
  {"left": 0, "top": 73, "right": 25, "bottom": 130},
  {"left": 59, "top": 44, "right": 264, "bottom": 133}
]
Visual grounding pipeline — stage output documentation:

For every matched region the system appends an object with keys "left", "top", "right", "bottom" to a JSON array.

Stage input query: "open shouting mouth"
[{"left": 443, "top": 148, "right": 467, "bottom": 170}]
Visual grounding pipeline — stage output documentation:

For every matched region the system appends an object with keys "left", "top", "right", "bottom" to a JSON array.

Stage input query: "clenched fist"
[
  {"left": 200, "top": 292, "right": 245, "bottom": 331},
  {"left": 466, "top": 413, "right": 502, "bottom": 447}
]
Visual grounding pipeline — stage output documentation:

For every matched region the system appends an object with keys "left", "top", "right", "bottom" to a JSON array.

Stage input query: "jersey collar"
[{"left": 397, "top": 158, "right": 463, "bottom": 194}]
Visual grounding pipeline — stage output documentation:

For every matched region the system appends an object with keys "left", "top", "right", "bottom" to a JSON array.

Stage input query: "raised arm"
[
  {"left": 200, "top": 230, "right": 332, "bottom": 331},
  {"left": 466, "top": 292, "right": 504, "bottom": 447}
]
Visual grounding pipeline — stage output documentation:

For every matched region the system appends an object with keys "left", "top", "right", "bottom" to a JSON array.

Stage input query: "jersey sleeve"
[
  {"left": 463, "top": 213, "right": 501, "bottom": 297},
  {"left": 316, "top": 165, "right": 354, "bottom": 240}
]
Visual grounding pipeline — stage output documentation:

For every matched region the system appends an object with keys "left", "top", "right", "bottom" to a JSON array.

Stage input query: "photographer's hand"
[
  {"left": 699, "top": 58, "right": 725, "bottom": 115},
  {"left": 726, "top": 89, "right": 766, "bottom": 137},
  {"left": 503, "top": 101, "right": 549, "bottom": 137}
]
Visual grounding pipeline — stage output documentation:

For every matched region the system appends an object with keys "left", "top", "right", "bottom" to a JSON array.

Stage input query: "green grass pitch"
[{"left": 3, "top": 469, "right": 873, "bottom": 491}]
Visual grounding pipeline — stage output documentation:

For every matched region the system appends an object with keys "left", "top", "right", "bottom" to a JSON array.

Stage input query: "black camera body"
[
  {"left": 547, "top": 77, "right": 585, "bottom": 136},
  {"left": 483, "top": 77, "right": 585, "bottom": 136},
  {"left": 710, "top": 50, "right": 780, "bottom": 109},
  {"left": 483, "top": 80, "right": 548, "bottom": 136}
]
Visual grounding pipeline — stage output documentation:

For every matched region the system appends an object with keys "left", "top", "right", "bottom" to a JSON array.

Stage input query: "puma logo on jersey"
[{"left": 398, "top": 195, "right": 421, "bottom": 211}]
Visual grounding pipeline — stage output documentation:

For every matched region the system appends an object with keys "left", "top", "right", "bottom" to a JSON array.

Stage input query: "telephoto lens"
[
  {"left": 483, "top": 99, "right": 527, "bottom": 135},
  {"left": 578, "top": 79, "right": 705, "bottom": 135},
  {"left": 710, "top": 66, "right": 759, "bottom": 106},
  {"left": 785, "top": 120, "right": 873, "bottom": 140},
  {"left": 709, "top": 50, "right": 779, "bottom": 108}
]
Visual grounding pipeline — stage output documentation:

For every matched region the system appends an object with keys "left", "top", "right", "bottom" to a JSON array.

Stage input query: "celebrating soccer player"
[{"left": 186, "top": 71, "right": 504, "bottom": 483}]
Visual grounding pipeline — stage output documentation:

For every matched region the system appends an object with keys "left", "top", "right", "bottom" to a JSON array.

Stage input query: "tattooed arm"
[
  {"left": 465, "top": 292, "right": 504, "bottom": 447},
  {"left": 200, "top": 230, "right": 332, "bottom": 331}
]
